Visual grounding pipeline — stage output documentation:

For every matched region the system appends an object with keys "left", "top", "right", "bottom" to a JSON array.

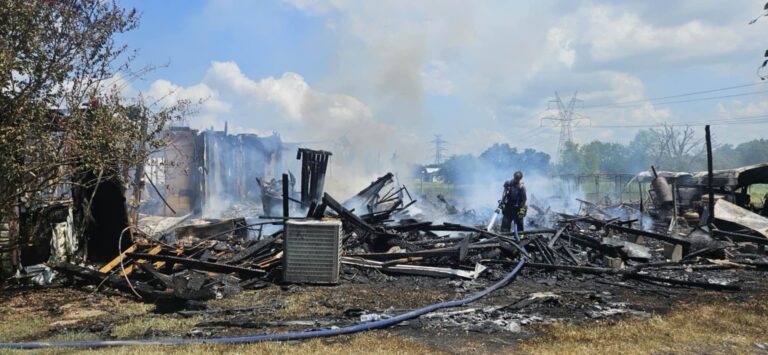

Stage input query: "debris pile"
[
  {"left": 53, "top": 218, "right": 283, "bottom": 302},
  {"left": 46, "top": 172, "right": 768, "bottom": 308}
]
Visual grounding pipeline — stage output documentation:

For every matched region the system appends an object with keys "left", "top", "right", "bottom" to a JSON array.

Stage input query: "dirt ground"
[{"left": 1, "top": 265, "right": 767, "bottom": 354}]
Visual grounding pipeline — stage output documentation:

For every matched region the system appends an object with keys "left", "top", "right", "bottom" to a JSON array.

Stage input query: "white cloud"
[
  {"left": 146, "top": 78, "right": 230, "bottom": 129},
  {"left": 708, "top": 97, "right": 768, "bottom": 145},
  {"left": 145, "top": 61, "right": 382, "bottom": 141},
  {"left": 717, "top": 99, "right": 768, "bottom": 118},
  {"left": 144, "top": 60, "right": 425, "bottom": 181},
  {"left": 282, "top": 0, "right": 490, "bottom": 121},
  {"left": 546, "top": 27, "right": 576, "bottom": 68},
  {"left": 552, "top": 4, "right": 746, "bottom": 63},
  {"left": 203, "top": 61, "right": 376, "bottom": 134},
  {"left": 534, "top": 70, "right": 668, "bottom": 128},
  {"left": 421, "top": 61, "right": 455, "bottom": 96},
  {"left": 630, "top": 102, "right": 670, "bottom": 122},
  {"left": 155, "top": 1, "right": 767, "bottom": 161}
]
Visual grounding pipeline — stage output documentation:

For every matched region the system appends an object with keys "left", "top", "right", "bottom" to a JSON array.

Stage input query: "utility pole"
[
  {"left": 541, "top": 92, "right": 589, "bottom": 164},
  {"left": 431, "top": 134, "right": 448, "bottom": 165},
  {"left": 705, "top": 125, "right": 714, "bottom": 226}
]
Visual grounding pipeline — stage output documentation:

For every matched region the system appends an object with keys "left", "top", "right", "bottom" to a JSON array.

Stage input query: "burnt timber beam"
[
  {"left": 127, "top": 253, "right": 265, "bottom": 277},
  {"left": 580, "top": 217, "right": 691, "bottom": 248}
]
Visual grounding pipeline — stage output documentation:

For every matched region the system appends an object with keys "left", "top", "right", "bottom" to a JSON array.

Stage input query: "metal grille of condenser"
[{"left": 283, "top": 220, "right": 342, "bottom": 284}]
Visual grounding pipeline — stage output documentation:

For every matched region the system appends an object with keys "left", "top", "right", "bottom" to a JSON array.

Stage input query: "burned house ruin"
[
  {"left": 1, "top": 126, "right": 286, "bottom": 278},
  {"left": 140, "top": 126, "right": 285, "bottom": 217}
]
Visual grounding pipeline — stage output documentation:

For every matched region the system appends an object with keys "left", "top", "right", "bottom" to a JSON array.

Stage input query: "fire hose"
[{"left": 0, "top": 227, "right": 526, "bottom": 350}]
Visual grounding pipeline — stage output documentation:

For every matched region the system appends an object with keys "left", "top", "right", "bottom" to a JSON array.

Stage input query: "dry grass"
[
  {"left": 0, "top": 331, "right": 442, "bottom": 355},
  {"left": 518, "top": 295, "right": 768, "bottom": 354},
  {"left": 0, "top": 315, "right": 50, "bottom": 342},
  {"left": 0, "top": 285, "right": 451, "bottom": 354},
  {"left": 0, "top": 288, "right": 181, "bottom": 343},
  {"left": 207, "top": 284, "right": 447, "bottom": 319},
  {"left": 206, "top": 285, "right": 336, "bottom": 319},
  {"left": 3, "top": 285, "right": 768, "bottom": 354},
  {"left": 111, "top": 314, "right": 202, "bottom": 339}
]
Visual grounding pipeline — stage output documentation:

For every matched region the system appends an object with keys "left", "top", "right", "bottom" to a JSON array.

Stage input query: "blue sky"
[
  {"left": 115, "top": 0, "right": 768, "bottom": 163},
  {"left": 119, "top": 1, "right": 330, "bottom": 84}
]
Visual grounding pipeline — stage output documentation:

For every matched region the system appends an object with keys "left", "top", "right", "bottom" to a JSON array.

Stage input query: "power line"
[
  {"left": 584, "top": 121, "right": 768, "bottom": 128},
  {"left": 541, "top": 91, "right": 590, "bottom": 162},
  {"left": 516, "top": 126, "right": 550, "bottom": 146},
  {"left": 515, "top": 125, "right": 545, "bottom": 141},
  {"left": 585, "top": 89, "right": 768, "bottom": 110},
  {"left": 584, "top": 82, "right": 766, "bottom": 108},
  {"left": 579, "top": 113, "right": 768, "bottom": 128},
  {"left": 430, "top": 134, "right": 448, "bottom": 165}
]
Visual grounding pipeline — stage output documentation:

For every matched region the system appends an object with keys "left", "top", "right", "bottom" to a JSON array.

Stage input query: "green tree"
[
  {"left": 598, "top": 142, "right": 629, "bottom": 173},
  {"left": 735, "top": 139, "right": 768, "bottom": 166},
  {"left": 439, "top": 154, "right": 481, "bottom": 184},
  {"left": 558, "top": 141, "right": 582, "bottom": 175},
  {"left": 479, "top": 143, "right": 519, "bottom": 170},
  {"left": 478, "top": 143, "right": 551, "bottom": 179},
  {"left": 579, "top": 141, "right": 602, "bottom": 174},
  {"left": 0, "top": 1, "right": 190, "bottom": 276},
  {"left": 574, "top": 141, "right": 629, "bottom": 174},
  {"left": 0, "top": 1, "right": 189, "bottom": 210},
  {"left": 626, "top": 129, "right": 656, "bottom": 172},
  {"left": 707, "top": 144, "right": 741, "bottom": 169},
  {"left": 519, "top": 148, "right": 551, "bottom": 173}
]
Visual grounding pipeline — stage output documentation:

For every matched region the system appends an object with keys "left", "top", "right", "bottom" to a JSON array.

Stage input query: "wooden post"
[
  {"left": 705, "top": 125, "right": 714, "bottom": 226},
  {"left": 595, "top": 175, "right": 600, "bottom": 203},
  {"left": 282, "top": 173, "right": 289, "bottom": 218}
]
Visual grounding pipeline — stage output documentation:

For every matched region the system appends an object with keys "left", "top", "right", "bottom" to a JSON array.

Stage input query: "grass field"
[
  {"left": 518, "top": 290, "right": 768, "bottom": 354},
  {"left": 1, "top": 287, "right": 767, "bottom": 354},
  {"left": 749, "top": 184, "right": 768, "bottom": 206}
]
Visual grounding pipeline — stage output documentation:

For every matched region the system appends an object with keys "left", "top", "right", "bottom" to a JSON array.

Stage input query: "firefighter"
[{"left": 499, "top": 171, "right": 527, "bottom": 234}]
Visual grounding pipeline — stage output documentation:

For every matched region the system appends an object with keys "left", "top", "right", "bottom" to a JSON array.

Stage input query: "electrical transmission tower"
[
  {"left": 541, "top": 92, "right": 590, "bottom": 163},
  {"left": 431, "top": 134, "right": 448, "bottom": 165}
]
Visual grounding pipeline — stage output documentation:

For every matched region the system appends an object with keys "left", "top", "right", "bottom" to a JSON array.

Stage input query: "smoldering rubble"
[{"left": 3, "top": 139, "right": 768, "bottom": 347}]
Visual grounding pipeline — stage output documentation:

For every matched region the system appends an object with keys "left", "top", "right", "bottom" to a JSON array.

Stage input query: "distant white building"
[{"left": 421, "top": 166, "right": 444, "bottom": 183}]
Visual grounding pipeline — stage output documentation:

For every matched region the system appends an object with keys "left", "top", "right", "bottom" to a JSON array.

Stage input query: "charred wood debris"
[{"left": 34, "top": 167, "right": 766, "bottom": 329}]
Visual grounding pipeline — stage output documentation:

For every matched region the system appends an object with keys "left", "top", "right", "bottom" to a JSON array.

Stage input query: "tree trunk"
[{"left": 0, "top": 204, "right": 20, "bottom": 279}]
